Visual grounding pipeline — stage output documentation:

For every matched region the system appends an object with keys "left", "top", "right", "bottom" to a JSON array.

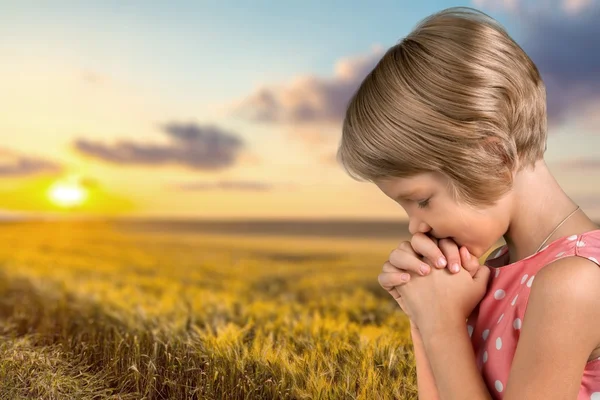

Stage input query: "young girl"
[{"left": 336, "top": 6, "right": 600, "bottom": 400}]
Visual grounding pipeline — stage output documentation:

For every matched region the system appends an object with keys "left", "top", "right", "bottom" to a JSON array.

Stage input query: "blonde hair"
[{"left": 337, "top": 7, "right": 548, "bottom": 208}]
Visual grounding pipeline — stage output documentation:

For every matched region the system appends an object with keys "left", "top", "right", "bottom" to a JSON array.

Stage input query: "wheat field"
[{"left": 0, "top": 220, "right": 447, "bottom": 399}]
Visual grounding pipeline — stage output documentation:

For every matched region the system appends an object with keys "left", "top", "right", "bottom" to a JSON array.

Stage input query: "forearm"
[
  {"left": 410, "top": 323, "right": 441, "bottom": 400},
  {"left": 421, "top": 323, "right": 492, "bottom": 400}
]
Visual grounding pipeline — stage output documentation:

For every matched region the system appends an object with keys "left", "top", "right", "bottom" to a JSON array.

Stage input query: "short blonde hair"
[{"left": 337, "top": 7, "right": 547, "bottom": 208}]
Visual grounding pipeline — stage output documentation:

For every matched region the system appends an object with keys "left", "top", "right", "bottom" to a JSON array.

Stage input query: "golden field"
[{"left": 0, "top": 220, "right": 498, "bottom": 399}]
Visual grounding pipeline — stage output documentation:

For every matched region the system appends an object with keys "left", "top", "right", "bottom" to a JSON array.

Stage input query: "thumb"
[{"left": 473, "top": 264, "right": 492, "bottom": 285}]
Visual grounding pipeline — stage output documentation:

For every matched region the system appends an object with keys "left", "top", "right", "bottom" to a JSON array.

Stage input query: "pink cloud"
[
  {"left": 0, "top": 148, "right": 62, "bottom": 177},
  {"left": 235, "top": 3, "right": 600, "bottom": 134},
  {"left": 232, "top": 45, "right": 386, "bottom": 124},
  {"left": 556, "top": 157, "right": 600, "bottom": 170},
  {"left": 472, "top": 0, "right": 594, "bottom": 14},
  {"left": 73, "top": 122, "right": 248, "bottom": 171}
]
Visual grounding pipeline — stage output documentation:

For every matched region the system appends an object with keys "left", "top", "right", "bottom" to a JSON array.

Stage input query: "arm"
[
  {"left": 420, "top": 256, "right": 600, "bottom": 400},
  {"left": 410, "top": 322, "right": 441, "bottom": 400},
  {"left": 422, "top": 322, "right": 492, "bottom": 400}
]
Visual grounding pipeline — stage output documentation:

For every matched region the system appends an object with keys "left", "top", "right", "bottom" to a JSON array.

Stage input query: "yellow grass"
[{"left": 0, "top": 221, "right": 499, "bottom": 399}]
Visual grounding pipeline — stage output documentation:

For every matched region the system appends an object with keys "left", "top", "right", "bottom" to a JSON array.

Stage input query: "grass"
[{"left": 0, "top": 220, "right": 496, "bottom": 399}]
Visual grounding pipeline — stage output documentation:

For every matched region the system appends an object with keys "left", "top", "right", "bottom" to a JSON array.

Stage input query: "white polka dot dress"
[{"left": 466, "top": 230, "right": 600, "bottom": 399}]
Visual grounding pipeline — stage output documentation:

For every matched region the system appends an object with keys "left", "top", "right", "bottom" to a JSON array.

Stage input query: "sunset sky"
[{"left": 1, "top": 0, "right": 599, "bottom": 220}]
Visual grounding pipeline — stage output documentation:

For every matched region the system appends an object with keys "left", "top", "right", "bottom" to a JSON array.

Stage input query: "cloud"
[
  {"left": 234, "top": 1, "right": 600, "bottom": 135},
  {"left": 556, "top": 157, "right": 600, "bottom": 170},
  {"left": 468, "top": 1, "right": 600, "bottom": 127},
  {"left": 58, "top": 174, "right": 101, "bottom": 189},
  {"left": 73, "top": 122, "right": 246, "bottom": 171},
  {"left": 171, "top": 180, "right": 273, "bottom": 191},
  {"left": 573, "top": 193, "right": 600, "bottom": 207},
  {"left": 232, "top": 45, "right": 386, "bottom": 124},
  {"left": 571, "top": 192, "right": 600, "bottom": 220},
  {"left": 562, "top": 0, "right": 594, "bottom": 14},
  {"left": 473, "top": 0, "right": 594, "bottom": 14},
  {"left": 0, "top": 148, "right": 63, "bottom": 177},
  {"left": 516, "top": 5, "right": 600, "bottom": 126}
]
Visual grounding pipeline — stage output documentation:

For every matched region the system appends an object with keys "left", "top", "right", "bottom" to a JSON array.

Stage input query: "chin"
[
  {"left": 449, "top": 238, "right": 482, "bottom": 259},
  {"left": 452, "top": 237, "right": 467, "bottom": 250}
]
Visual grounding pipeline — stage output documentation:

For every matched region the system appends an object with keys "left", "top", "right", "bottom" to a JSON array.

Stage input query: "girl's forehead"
[
  {"left": 376, "top": 172, "right": 447, "bottom": 198},
  {"left": 378, "top": 172, "right": 445, "bottom": 188}
]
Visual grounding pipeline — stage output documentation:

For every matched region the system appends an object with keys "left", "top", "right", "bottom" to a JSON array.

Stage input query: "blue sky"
[
  {"left": 0, "top": 1, "right": 599, "bottom": 220},
  {"left": 0, "top": 1, "right": 519, "bottom": 103}
]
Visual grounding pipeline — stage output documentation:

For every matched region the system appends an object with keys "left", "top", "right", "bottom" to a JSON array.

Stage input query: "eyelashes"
[{"left": 417, "top": 198, "right": 430, "bottom": 209}]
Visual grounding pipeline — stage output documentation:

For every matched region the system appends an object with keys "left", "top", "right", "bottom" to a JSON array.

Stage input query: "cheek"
[
  {"left": 443, "top": 215, "right": 491, "bottom": 248},
  {"left": 432, "top": 205, "right": 498, "bottom": 246},
  {"left": 464, "top": 219, "right": 505, "bottom": 257},
  {"left": 440, "top": 211, "right": 476, "bottom": 232}
]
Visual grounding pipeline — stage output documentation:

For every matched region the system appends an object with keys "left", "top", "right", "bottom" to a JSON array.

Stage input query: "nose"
[{"left": 408, "top": 218, "right": 431, "bottom": 236}]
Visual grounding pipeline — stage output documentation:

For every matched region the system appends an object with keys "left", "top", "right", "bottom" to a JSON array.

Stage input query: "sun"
[{"left": 48, "top": 180, "right": 88, "bottom": 208}]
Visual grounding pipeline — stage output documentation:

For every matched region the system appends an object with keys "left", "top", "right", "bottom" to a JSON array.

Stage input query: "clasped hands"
[{"left": 378, "top": 233, "right": 491, "bottom": 336}]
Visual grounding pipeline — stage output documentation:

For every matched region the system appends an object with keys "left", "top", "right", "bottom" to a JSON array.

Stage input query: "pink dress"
[{"left": 466, "top": 229, "right": 600, "bottom": 399}]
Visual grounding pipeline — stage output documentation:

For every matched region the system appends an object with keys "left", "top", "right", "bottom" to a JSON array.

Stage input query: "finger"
[
  {"left": 388, "top": 246, "right": 432, "bottom": 276},
  {"left": 388, "top": 286, "right": 401, "bottom": 301},
  {"left": 378, "top": 272, "right": 406, "bottom": 301},
  {"left": 460, "top": 246, "right": 481, "bottom": 277},
  {"left": 398, "top": 241, "right": 438, "bottom": 269},
  {"left": 379, "top": 262, "right": 412, "bottom": 290},
  {"left": 411, "top": 233, "right": 447, "bottom": 269},
  {"left": 473, "top": 265, "right": 491, "bottom": 281},
  {"left": 473, "top": 265, "right": 491, "bottom": 295},
  {"left": 438, "top": 238, "right": 462, "bottom": 274}
]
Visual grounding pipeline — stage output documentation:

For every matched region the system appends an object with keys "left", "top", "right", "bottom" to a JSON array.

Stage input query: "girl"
[{"left": 336, "top": 6, "right": 600, "bottom": 400}]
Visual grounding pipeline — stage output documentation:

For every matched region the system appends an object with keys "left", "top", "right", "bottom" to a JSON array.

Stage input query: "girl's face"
[{"left": 375, "top": 172, "right": 513, "bottom": 258}]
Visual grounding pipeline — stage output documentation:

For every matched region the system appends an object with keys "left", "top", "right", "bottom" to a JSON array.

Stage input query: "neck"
[{"left": 503, "top": 159, "right": 596, "bottom": 263}]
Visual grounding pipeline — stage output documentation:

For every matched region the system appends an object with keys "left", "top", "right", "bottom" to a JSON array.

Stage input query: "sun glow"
[{"left": 48, "top": 181, "right": 88, "bottom": 208}]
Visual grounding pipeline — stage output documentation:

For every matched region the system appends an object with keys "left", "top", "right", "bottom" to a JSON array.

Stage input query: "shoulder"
[
  {"left": 502, "top": 255, "right": 600, "bottom": 398},
  {"left": 533, "top": 255, "right": 600, "bottom": 297},
  {"left": 527, "top": 255, "right": 600, "bottom": 329}
]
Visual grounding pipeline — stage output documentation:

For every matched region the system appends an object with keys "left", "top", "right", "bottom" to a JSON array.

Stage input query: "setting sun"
[{"left": 48, "top": 181, "right": 88, "bottom": 208}]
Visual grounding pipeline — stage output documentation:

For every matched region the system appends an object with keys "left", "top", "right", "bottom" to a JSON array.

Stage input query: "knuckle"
[
  {"left": 397, "top": 241, "right": 412, "bottom": 251},
  {"left": 410, "top": 236, "right": 425, "bottom": 253},
  {"left": 410, "top": 232, "right": 424, "bottom": 245},
  {"left": 378, "top": 272, "right": 403, "bottom": 289},
  {"left": 427, "top": 234, "right": 439, "bottom": 245},
  {"left": 388, "top": 249, "right": 402, "bottom": 266},
  {"left": 381, "top": 262, "right": 396, "bottom": 273},
  {"left": 438, "top": 238, "right": 453, "bottom": 247},
  {"left": 438, "top": 238, "right": 459, "bottom": 257},
  {"left": 422, "top": 257, "right": 436, "bottom": 268},
  {"left": 467, "top": 260, "right": 480, "bottom": 271}
]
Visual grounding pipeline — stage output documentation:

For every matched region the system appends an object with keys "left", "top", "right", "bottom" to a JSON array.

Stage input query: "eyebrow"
[{"left": 394, "top": 189, "right": 422, "bottom": 201}]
